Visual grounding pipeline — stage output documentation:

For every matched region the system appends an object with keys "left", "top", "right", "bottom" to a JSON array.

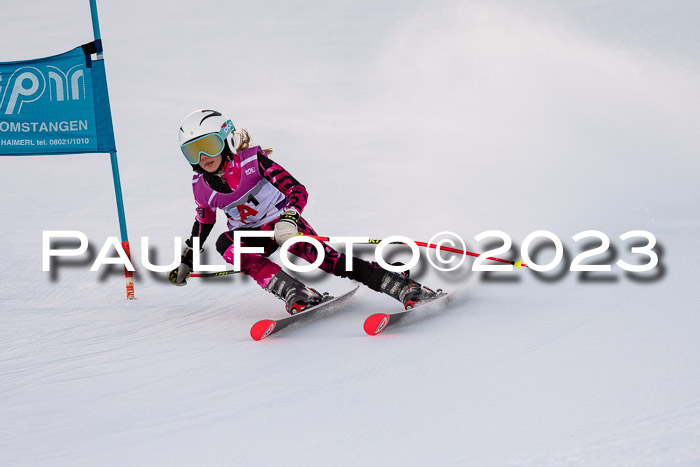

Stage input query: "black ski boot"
[
  {"left": 332, "top": 257, "right": 441, "bottom": 310},
  {"left": 379, "top": 270, "right": 441, "bottom": 310},
  {"left": 265, "top": 270, "right": 324, "bottom": 315}
]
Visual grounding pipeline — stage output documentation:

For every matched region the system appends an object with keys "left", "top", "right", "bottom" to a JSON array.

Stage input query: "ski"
[
  {"left": 363, "top": 291, "right": 449, "bottom": 336},
  {"left": 250, "top": 286, "right": 360, "bottom": 341}
]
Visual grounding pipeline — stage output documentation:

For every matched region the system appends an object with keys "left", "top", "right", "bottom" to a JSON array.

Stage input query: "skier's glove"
[
  {"left": 274, "top": 209, "right": 300, "bottom": 246},
  {"left": 168, "top": 247, "right": 194, "bottom": 286}
]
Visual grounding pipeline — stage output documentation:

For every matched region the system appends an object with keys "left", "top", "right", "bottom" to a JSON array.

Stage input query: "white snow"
[{"left": 1, "top": 1, "right": 699, "bottom": 465}]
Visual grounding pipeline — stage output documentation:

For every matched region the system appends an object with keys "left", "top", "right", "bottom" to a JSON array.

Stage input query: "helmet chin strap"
[
  {"left": 215, "top": 156, "right": 227, "bottom": 174},
  {"left": 213, "top": 147, "right": 234, "bottom": 175}
]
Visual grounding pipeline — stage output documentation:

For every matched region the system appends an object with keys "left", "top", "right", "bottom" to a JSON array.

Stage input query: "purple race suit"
[{"left": 190, "top": 146, "right": 346, "bottom": 288}]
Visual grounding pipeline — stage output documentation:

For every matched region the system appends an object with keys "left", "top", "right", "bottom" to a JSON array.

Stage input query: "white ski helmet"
[{"left": 179, "top": 109, "right": 236, "bottom": 165}]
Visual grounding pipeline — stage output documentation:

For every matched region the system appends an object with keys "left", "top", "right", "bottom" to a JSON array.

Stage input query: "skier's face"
[{"left": 199, "top": 153, "right": 222, "bottom": 173}]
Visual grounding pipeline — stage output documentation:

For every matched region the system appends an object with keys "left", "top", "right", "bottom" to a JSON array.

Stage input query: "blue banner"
[{"left": 0, "top": 41, "right": 116, "bottom": 155}]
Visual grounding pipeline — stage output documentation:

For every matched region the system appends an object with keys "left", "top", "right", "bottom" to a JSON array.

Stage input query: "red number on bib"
[{"left": 237, "top": 204, "right": 259, "bottom": 223}]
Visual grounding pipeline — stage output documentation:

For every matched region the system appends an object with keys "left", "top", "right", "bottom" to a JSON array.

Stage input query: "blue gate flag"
[{"left": 0, "top": 41, "right": 116, "bottom": 156}]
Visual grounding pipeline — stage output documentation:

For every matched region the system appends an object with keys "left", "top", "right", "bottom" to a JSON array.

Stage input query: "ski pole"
[
  {"left": 305, "top": 235, "right": 527, "bottom": 269},
  {"left": 191, "top": 233, "right": 527, "bottom": 279},
  {"left": 189, "top": 270, "right": 241, "bottom": 278}
]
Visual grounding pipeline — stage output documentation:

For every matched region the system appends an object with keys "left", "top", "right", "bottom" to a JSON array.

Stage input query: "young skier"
[{"left": 169, "top": 109, "right": 440, "bottom": 314}]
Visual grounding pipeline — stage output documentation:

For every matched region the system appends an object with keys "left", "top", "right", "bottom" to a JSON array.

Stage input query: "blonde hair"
[{"left": 234, "top": 128, "right": 274, "bottom": 156}]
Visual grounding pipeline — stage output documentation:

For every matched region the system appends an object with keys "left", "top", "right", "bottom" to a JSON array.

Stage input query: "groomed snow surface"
[{"left": 1, "top": 1, "right": 699, "bottom": 465}]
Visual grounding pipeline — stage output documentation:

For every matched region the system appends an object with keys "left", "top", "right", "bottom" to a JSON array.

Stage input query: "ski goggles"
[{"left": 180, "top": 120, "right": 235, "bottom": 165}]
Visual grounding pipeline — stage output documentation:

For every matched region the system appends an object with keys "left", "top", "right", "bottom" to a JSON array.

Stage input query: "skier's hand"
[
  {"left": 168, "top": 248, "right": 193, "bottom": 286},
  {"left": 274, "top": 209, "right": 300, "bottom": 246}
]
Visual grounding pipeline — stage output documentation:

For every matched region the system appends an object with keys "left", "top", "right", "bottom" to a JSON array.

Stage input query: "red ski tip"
[
  {"left": 364, "top": 313, "right": 391, "bottom": 336},
  {"left": 250, "top": 320, "right": 277, "bottom": 341}
]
